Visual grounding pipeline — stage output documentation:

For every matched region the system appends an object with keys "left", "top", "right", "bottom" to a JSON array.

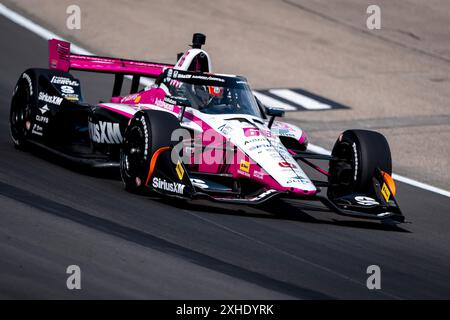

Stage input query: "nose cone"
[{"left": 226, "top": 120, "right": 317, "bottom": 194}]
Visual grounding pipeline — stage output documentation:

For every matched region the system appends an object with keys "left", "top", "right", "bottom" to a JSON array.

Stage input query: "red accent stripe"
[{"left": 145, "top": 147, "right": 171, "bottom": 186}]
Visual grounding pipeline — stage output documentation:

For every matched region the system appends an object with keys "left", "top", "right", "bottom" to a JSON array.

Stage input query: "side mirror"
[
  {"left": 178, "top": 104, "right": 187, "bottom": 121},
  {"left": 265, "top": 107, "right": 285, "bottom": 128},
  {"left": 165, "top": 96, "right": 190, "bottom": 121}
]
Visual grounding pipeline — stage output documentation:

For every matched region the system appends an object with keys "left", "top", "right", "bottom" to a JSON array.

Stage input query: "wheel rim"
[
  {"left": 11, "top": 84, "right": 31, "bottom": 141},
  {"left": 121, "top": 125, "right": 146, "bottom": 178},
  {"left": 329, "top": 141, "right": 356, "bottom": 195}
]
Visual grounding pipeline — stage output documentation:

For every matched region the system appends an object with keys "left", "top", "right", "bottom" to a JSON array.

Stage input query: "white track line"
[
  {"left": 308, "top": 143, "right": 450, "bottom": 198},
  {"left": 0, "top": 3, "right": 154, "bottom": 87},
  {"left": 0, "top": 3, "right": 90, "bottom": 55},
  {"left": 253, "top": 91, "right": 297, "bottom": 111},
  {"left": 1, "top": 3, "right": 449, "bottom": 198},
  {"left": 270, "top": 89, "right": 331, "bottom": 110},
  {"left": 390, "top": 174, "right": 450, "bottom": 198}
]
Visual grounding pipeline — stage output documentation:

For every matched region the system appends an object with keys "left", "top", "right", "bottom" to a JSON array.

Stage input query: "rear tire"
[
  {"left": 10, "top": 72, "right": 36, "bottom": 150},
  {"left": 328, "top": 129, "right": 392, "bottom": 198},
  {"left": 120, "top": 110, "right": 181, "bottom": 194}
]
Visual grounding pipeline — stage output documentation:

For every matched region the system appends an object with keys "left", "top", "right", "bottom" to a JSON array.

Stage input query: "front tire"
[
  {"left": 328, "top": 129, "right": 392, "bottom": 199},
  {"left": 120, "top": 110, "right": 181, "bottom": 194},
  {"left": 10, "top": 72, "right": 36, "bottom": 150}
]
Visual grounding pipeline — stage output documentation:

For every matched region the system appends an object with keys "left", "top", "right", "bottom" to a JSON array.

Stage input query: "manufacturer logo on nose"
[{"left": 278, "top": 161, "right": 292, "bottom": 168}]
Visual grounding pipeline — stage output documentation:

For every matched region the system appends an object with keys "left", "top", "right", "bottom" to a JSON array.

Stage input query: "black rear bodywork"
[{"left": 11, "top": 68, "right": 131, "bottom": 168}]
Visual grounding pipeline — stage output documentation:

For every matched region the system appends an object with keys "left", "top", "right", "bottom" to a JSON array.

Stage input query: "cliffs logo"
[
  {"left": 152, "top": 177, "right": 185, "bottom": 194},
  {"left": 88, "top": 121, "right": 123, "bottom": 144}
]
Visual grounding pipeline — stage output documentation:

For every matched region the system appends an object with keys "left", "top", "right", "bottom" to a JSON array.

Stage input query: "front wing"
[{"left": 146, "top": 148, "right": 405, "bottom": 223}]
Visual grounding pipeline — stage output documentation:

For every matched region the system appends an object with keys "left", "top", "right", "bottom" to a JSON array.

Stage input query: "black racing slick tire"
[
  {"left": 10, "top": 71, "right": 37, "bottom": 150},
  {"left": 328, "top": 129, "right": 392, "bottom": 199},
  {"left": 120, "top": 110, "right": 181, "bottom": 194}
]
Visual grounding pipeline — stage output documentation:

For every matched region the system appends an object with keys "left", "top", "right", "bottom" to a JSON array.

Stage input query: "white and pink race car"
[{"left": 9, "top": 33, "right": 404, "bottom": 223}]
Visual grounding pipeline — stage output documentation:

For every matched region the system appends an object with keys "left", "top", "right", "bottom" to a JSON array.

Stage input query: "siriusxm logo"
[
  {"left": 38, "top": 92, "right": 63, "bottom": 105},
  {"left": 152, "top": 177, "right": 185, "bottom": 194},
  {"left": 88, "top": 121, "right": 123, "bottom": 144}
]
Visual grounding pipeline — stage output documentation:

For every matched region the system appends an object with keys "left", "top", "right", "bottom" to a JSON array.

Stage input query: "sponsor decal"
[
  {"left": 263, "top": 129, "right": 272, "bottom": 137},
  {"left": 243, "top": 127, "right": 260, "bottom": 137},
  {"left": 277, "top": 128, "right": 290, "bottom": 135},
  {"left": 31, "top": 123, "right": 43, "bottom": 136},
  {"left": 381, "top": 183, "right": 391, "bottom": 201},
  {"left": 176, "top": 51, "right": 189, "bottom": 68},
  {"left": 176, "top": 161, "right": 185, "bottom": 181},
  {"left": 22, "top": 73, "right": 33, "bottom": 96},
  {"left": 354, "top": 196, "right": 379, "bottom": 206},
  {"left": 190, "top": 178, "right": 208, "bottom": 189},
  {"left": 251, "top": 189, "right": 277, "bottom": 201},
  {"left": 164, "top": 96, "right": 177, "bottom": 105},
  {"left": 134, "top": 95, "right": 141, "bottom": 103},
  {"left": 191, "top": 75, "right": 225, "bottom": 82},
  {"left": 38, "top": 92, "right": 63, "bottom": 105},
  {"left": 286, "top": 177, "right": 307, "bottom": 184},
  {"left": 173, "top": 72, "right": 192, "bottom": 80},
  {"left": 39, "top": 104, "right": 50, "bottom": 114},
  {"left": 377, "top": 212, "right": 391, "bottom": 217},
  {"left": 152, "top": 177, "right": 185, "bottom": 194},
  {"left": 169, "top": 79, "right": 183, "bottom": 88},
  {"left": 217, "top": 124, "right": 232, "bottom": 135},
  {"left": 253, "top": 170, "right": 265, "bottom": 180},
  {"left": 243, "top": 127, "right": 271, "bottom": 138},
  {"left": 249, "top": 144, "right": 271, "bottom": 151},
  {"left": 35, "top": 115, "right": 48, "bottom": 124},
  {"left": 276, "top": 128, "right": 296, "bottom": 138},
  {"left": 88, "top": 121, "right": 123, "bottom": 144},
  {"left": 51, "top": 76, "right": 79, "bottom": 86},
  {"left": 279, "top": 161, "right": 293, "bottom": 168},
  {"left": 139, "top": 117, "right": 149, "bottom": 157},
  {"left": 239, "top": 160, "right": 250, "bottom": 173},
  {"left": 275, "top": 149, "right": 291, "bottom": 159},
  {"left": 352, "top": 142, "right": 358, "bottom": 181},
  {"left": 155, "top": 98, "right": 175, "bottom": 111},
  {"left": 121, "top": 93, "right": 139, "bottom": 103},
  {"left": 268, "top": 152, "right": 284, "bottom": 160},
  {"left": 135, "top": 177, "right": 142, "bottom": 187},
  {"left": 244, "top": 137, "right": 267, "bottom": 145},
  {"left": 63, "top": 94, "right": 79, "bottom": 101},
  {"left": 237, "top": 170, "right": 250, "bottom": 177},
  {"left": 50, "top": 59, "right": 58, "bottom": 69},
  {"left": 58, "top": 85, "right": 79, "bottom": 101},
  {"left": 61, "top": 85, "right": 75, "bottom": 94}
]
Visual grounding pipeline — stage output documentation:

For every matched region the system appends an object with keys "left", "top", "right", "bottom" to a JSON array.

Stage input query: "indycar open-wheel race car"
[{"left": 9, "top": 33, "right": 404, "bottom": 224}]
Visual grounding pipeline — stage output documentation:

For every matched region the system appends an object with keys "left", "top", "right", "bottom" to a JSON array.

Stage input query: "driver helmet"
[
  {"left": 208, "top": 86, "right": 224, "bottom": 98},
  {"left": 193, "top": 85, "right": 213, "bottom": 107}
]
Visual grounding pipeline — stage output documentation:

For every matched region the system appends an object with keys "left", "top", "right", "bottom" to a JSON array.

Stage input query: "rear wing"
[{"left": 48, "top": 39, "right": 173, "bottom": 96}]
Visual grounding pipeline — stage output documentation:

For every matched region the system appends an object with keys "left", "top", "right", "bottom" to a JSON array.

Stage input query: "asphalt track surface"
[{"left": 1, "top": 15, "right": 450, "bottom": 299}]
